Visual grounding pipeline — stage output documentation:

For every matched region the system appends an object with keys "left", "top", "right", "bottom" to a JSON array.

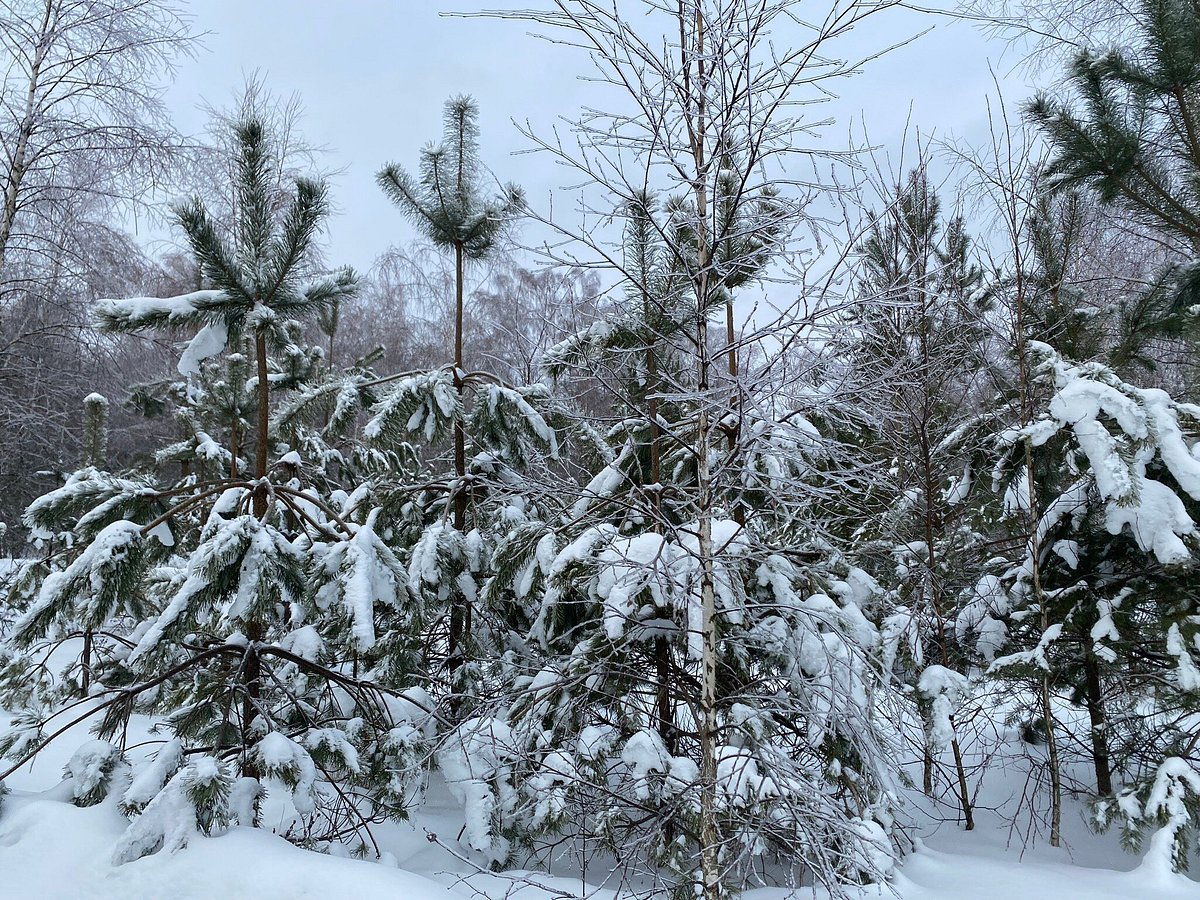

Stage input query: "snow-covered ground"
[
  {"left": 1, "top": 698, "right": 1197, "bottom": 900},
  {"left": 2, "top": 776, "right": 1195, "bottom": 899}
]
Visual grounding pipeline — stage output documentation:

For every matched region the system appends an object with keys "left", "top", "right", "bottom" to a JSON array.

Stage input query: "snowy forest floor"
[{"left": 2, "top": 690, "right": 1198, "bottom": 900}]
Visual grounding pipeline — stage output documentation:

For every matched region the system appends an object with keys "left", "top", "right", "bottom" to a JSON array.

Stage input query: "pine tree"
[
  {"left": 452, "top": 5, "right": 903, "bottom": 893},
  {"left": 375, "top": 96, "right": 524, "bottom": 681},
  {"left": 1028, "top": 0, "right": 1200, "bottom": 371},
  {"left": 0, "top": 117, "right": 443, "bottom": 860},
  {"left": 977, "top": 342, "right": 1200, "bottom": 870},
  {"left": 841, "top": 168, "right": 994, "bottom": 829}
]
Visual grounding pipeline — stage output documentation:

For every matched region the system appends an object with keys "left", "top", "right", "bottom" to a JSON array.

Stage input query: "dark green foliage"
[
  {"left": 376, "top": 98, "right": 523, "bottom": 259},
  {"left": 96, "top": 119, "right": 358, "bottom": 351},
  {"left": 1029, "top": 0, "right": 1200, "bottom": 354},
  {"left": 83, "top": 394, "right": 109, "bottom": 469}
]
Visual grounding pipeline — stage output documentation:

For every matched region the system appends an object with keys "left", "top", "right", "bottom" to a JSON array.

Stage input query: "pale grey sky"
[{"left": 157, "top": 1, "right": 1030, "bottom": 273}]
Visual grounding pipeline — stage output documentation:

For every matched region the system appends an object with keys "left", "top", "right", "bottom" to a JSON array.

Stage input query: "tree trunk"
[
  {"left": 1083, "top": 632, "right": 1113, "bottom": 796},
  {"left": 920, "top": 434, "right": 973, "bottom": 828},
  {"left": 688, "top": 8, "right": 722, "bottom": 896},
  {"left": 229, "top": 418, "right": 240, "bottom": 480},
  {"left": 449, "top": 241, "right": 469, "bottom": 672},
  {"left": 254, "top": 331, "right": 270, "bottom": 495},
  {"left": 243, "top": 329, "right": 271, "bottom": 774},
  {"left": 0, "top": 6, "right": 50, "bottom": 276},
  {"left": 80, "top": 630, "right": 92, "bottom": 697},
  {"left": 725, "top": 296, "right": 744, "bottom": 527},
  {"left": 1021, "top": 401, "right": 1062, "bottom": 846},
  {"left": 950, "top": 732, "right": 975, "bottom": 830},
  {"left": 1013, "top": 219, "right": 1063, "bottom": 846},
  {"left": 241, "top": 638, "right": 261, "bottom": 776},
  {"left": 644, "top": 290, "right": 674, "bottom": 753},
  {"left": 696, "top": 380, "right": 721, "bottom": 897}
]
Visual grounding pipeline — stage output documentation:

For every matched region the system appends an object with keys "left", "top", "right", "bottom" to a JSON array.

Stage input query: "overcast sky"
[{"left": 156, "top": 1, "right": 1034, "bottom": 274}]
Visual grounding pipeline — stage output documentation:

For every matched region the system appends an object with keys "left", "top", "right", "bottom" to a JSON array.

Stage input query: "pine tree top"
[{"left": 376, "top": 96, "right": 523, "bottom": 260}]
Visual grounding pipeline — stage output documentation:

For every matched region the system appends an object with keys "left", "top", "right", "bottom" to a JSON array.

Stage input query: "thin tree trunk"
[
  {"left": 1017, "top": 314, "right": 1062, "bottom": 847},
  {"left": 80, "top": 630, "right": 92, "bottom": 696},
  {"left": 687, "top": 7, "right": 722, "bottom": 897},
  {"left": 999, "top": 162, "right": 1063, "bottom": 843},
  {"left": 1038, "top": 670, "right": 1063, "bottom": 844},
  {"left": 725, "top": 297, "right": 743, "bottom": 527},
  {"left": 449, "top": 241, "right": 469, "bottom": 671},
  {"left": 243, "top": 329, "right": 271, "bottom": 774},
  {"left": 950, "top": 731, "right": 975, "bottom": 830},
  {"left": 919, "top": 412, "right": 973, "bottom": 828},
  {"left": 0, "top": 5, "right": 50, "bottom": 276},
  {"left": 646, "top": 299, "right": 673, "bottom": 754},
  {"left": 254, "top": 331, "right": 270, "bottom": 494},
  {"left": 229, "top": 418, "right": 239, "bottom": 480},
  {"left": 696, "top": 386, "right": 721, "bottom": 900},
  {"left": 1083, "top": 631, "right": 1113, "bottom": 796}
]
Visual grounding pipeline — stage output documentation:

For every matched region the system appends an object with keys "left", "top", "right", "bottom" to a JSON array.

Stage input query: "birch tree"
[{"left": 0, "top": 0, "right": 195, "bottom": 279}]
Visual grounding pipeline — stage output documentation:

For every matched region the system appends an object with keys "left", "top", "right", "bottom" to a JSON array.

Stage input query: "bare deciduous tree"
[{"left": 0, "top": 0, "right": 198, "bottom": 278}]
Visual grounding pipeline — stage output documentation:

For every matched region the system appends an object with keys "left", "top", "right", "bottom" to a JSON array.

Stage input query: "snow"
[
  {"left": 1137, "top": 758, "right": 1200, "bottom": 879},
  {"left": 437, "top": 717, "right": 517, "bottom": 863},
  {"left": 111, "top": 756, "right": 230, "bottom": 864},
  {"left": 122, "top": 739, "right": 184, "bottom": 811},
  {"left": 65, "top": 740, "right": 122, "bottom": 806},
  {"left": 1103, "top": 477, "right": 1194, "bottom": 564},
  {"left": 1166, "top": 624, "right": 1200, "bottom": 692},
  {"left": 916, "top": 666, "right": 970, "bottom": 749},
  {"left": 570, "top": 443, "right": 630, "bottom": 517},
  {"left": 313, "top": 510, "right": 408, "bottom": 652},
  {"left": 1, "top": 694, "right": 1198, "bottom": 899},
  {"left": 1051, "top": 538, "right": 1080, "bottom": 568},
  {"left": 177, "top": 321, "right": 229, "bottom": 376},
  {"left": 595, "top": 531, "right": 675, "bottom": 640},
  {"left": 127, "top": 519, "right": 242, "bottom": 663},
  {"left": 254, "top": 733, "right": 317, "bottom": 836},
  {"left": 478, "top": 384, "right": 559, "bottom": 457},
  {"left": 954, "top": 574, "right": 1009, "bottom": 662},
  {"left": 1144, "top": 390, "right": 1200, "bottom": 499},
  {"left": 13, "top": 519, "right": 144, "bottom": 637},
  {"left": 95, "top": 290, "right": 226, "bottom": 328},
  {"left": 715, "top": 746, "right": 772, "bottom": 807},
  {"left": 1030, "top": 349, "right": 1200, "bottom": 565},
  {"left": 944, "top": 464, "right": 972, "bottom": 505},
  {"left": 620, "top": 728, "right": 668, "bottom": 794},
  {"left": 575, "top": 725, "right": 617, "bottom": 761},
  {"left": 0, "top": 797, "right": 456, "bottom": 900},
  {"left": 548, "top": 524, "right": 615, "bottom": 578},
  {"left": 5, "top": 329, "right": 1200, "bottom": 900},
  {"left": 1048, "top": 374, "right": 1147, "bottom": 443},
  {"left": 409, "top": 522, "right": 462, "bottom": 588},
  {"left": 365, "top": 370, "right": 461, "bottom": 443},
  {"left": 991, "top": 623, "right": 1064, "bottom": 673},
  {"left": 543, "top": 320, "right": 614, "bottom": 375}
]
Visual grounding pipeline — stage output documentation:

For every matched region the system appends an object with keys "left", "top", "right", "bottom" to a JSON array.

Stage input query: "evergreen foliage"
[
  {"left": 1029, "top": 0, "right": 1200, "bottom": 355},
  {"left": 3, "top": 5, "right": 1200, "bottom": 895},
  {"left": 0, "top": 116, "right": 442, "bottom": 859},
  {"left": 374, "top": 95, "right": 529, "bottom": 693}
]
